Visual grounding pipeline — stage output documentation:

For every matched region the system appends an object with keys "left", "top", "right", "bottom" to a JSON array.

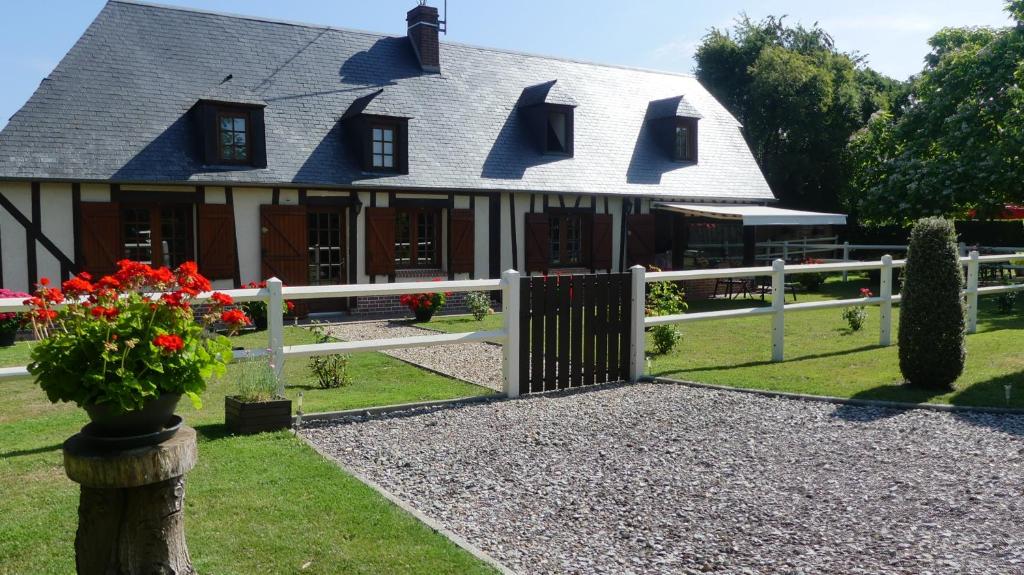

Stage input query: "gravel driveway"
[
  {"left": 302, "top": 383, "right": 1024, "bottom": 575},
  {"left": 320, "top": 320, "right": 503, "bottom": 391}
]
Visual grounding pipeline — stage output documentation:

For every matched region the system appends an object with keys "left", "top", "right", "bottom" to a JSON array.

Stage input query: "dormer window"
[
  {"left": 645, "top": 96, "right": 701, "bottom": 164},
  {"left": 193, "top": 100, "right": 267, "bottom": 168},
  {"left": 341, "top": 89, "right": 410, "bottom": 175},
  {"left": 371, "top": 124, "right": 396, "bottom": 170},
  {"left": 517, "top": 81, "right": 577, "bottom": 158},
  {"left": 218, "top": 111, "right": 250, "bottom": 163}
]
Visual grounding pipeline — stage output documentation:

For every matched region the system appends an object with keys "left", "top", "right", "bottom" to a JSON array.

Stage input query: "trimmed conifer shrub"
[{"left": 898, "top": 217, "right": 965, "bottom": 389}]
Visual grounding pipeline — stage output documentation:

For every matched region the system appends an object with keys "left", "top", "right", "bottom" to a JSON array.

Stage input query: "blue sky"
[{"left": 0, "top": 1, "right": 1013, "bottom": 128}]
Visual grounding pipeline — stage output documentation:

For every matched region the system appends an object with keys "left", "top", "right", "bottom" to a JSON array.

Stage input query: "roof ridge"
[
  {"left": 107, "top": 0, "right": 392, "bottom": 39},
  {"left": 108, "top": 0, "right": 697, "bottom": 80}
]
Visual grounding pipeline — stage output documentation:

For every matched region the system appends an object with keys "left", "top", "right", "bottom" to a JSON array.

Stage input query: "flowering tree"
[{"left": 25, "top": 260, "right": 249, "bottom": 413}]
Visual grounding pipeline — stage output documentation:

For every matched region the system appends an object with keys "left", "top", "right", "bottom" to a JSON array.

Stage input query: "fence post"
[
  {"left": 966, "top": 250, "right": 979, "bottom": 334},
  {"left": 501, "top": 269, "right": 521, "bottom": 398},
  {"left": 879, "top": 255, "right": 893, "bottom": 346},
  {"left": 629, "top": 265, "right": 646, "bottom": 383},
  {"left": 958, "top": 242, "right": 968, "bottom": 258},
  {"left": 842, "top": 241, "right": 850, "bottom": 282},
  {"left": 771, "top": 259, "right": 785, "bottom": 362},
  {"left": 267, "top": 277, "right": 285, "bottom": 396},
  {"left": 782, "top": 241, "right": 789, "bottom": 262}
]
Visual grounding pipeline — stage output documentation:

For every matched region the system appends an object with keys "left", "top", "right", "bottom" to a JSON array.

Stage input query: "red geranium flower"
[
  {"left": 153, "top": 334, "right": 184, "bottom": 353},
  {"left": 62, "top": 275, "right": 94, "bottom": 296},
  {"left": 220, "top": 309, "right": 250, "bottom": 326},
  {"left": 210, "top": 292, "right": 233, "bottom": 306},
  {"left": 860, "top": 288, "right": 874, "bottom": 298},
  {"left": 90, "top": 306, "right": 119, "bottom": 320}
]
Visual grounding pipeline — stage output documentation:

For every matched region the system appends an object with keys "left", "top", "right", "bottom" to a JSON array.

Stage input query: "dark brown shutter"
[
  {"left": 78, "top": 202, "right": 121, "bottom": 278},
  {"left": 260, "top": 205, "right": 307, "bottom": 285},
  {"left": 590, "top": 213, "right": 613, "bottom": 271},
  {"left": 197, "top": 204, "right": 238, "bottom": 281},
  {"left": 199, "top": 102, "right": 218, "bottom": 164},
  {"left": 396, "top": 120, "right": 409, "bottom": 175},
  {"left": 365, "top": 207, "right": 396, "bottom": 275},
  {"left": 76, "top": 201, "right": 120, "bottom": 278},
  {"left": 449, "top": 209, "right": 474, "bottom": 274},
  {"left": 626, "top": 214, "right": 656, "bottom": 267},
  {"left": 524, "top": 213, "right": 550, "bottom": 273},
  {"left": 249, "top": 108, "right": 267, "bottom": 168}
]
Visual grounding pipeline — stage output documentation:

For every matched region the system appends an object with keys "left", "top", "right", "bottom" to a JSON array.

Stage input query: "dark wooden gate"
[{"left": 518, "top": 273, "right": 632, "bottom": 395}]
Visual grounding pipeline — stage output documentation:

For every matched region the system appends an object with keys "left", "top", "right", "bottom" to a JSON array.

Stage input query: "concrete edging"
[
  {"left": 297, "top": 434, "right": 518, "bottom": 575},
  {"left": 293, "top": 393, "right": 506, "bottom": 424},
  {"left": 649, "top": 376, "right": 1024, "bottom": 415}
]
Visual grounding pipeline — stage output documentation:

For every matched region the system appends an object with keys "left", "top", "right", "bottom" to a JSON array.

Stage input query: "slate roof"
[{"left": 0, "top": 0, "right": 775, "bottom": 202}]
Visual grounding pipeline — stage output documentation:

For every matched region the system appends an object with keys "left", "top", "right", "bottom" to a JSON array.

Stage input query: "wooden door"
[{"left": 260, "top": 205, "right": 308, "bottom": 286}]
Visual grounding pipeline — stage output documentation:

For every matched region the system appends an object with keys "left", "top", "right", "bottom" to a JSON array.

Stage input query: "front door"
[{"left": 306, "top": 208, "right": 348, "bottom": 312}]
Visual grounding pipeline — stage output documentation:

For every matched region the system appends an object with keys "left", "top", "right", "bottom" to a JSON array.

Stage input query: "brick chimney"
[{"left": 407, "top": 3, "right": 440, "bottom": 72}]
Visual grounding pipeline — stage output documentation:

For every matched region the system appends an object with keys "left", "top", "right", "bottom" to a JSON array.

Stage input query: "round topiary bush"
[{"left": 897, "top": 217, "right": 965, "bottom": 389}]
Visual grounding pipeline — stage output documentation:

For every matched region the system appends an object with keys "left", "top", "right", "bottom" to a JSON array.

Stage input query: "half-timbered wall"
[{"left": 1, "top": 181, "right": 655, "bottom": 312}]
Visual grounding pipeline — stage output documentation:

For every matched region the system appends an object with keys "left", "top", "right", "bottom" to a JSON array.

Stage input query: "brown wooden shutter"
[
  {"left": 364, "top": 207, "right": 396, "bottom": 276},
  {"left": 260, "top": 205, "right": 307, "bottom": 285},
  {"left": 197, "top": 204, "right": 238, "bottom": 281},
  {"left": 78, "top": 202, "right": 121, "bottom": 278},
  {"left": 524, "top": 213, "right": 550, "bottom": 274},
  {"left": 626, "top": 214, "right": 656, "bottom": 267},
  {"left": 590, "top": 214, "right": 613, "bottom": 271},
  {"left": 449, "top": 209, "right": 474, "bottom": 274}
]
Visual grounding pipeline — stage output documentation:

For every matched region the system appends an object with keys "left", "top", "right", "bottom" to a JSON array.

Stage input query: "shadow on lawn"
[
  {"left": 651, "top": 344, "right": 880, "bottom": 377},
  {"left": 0, "top": 442, "right": 62, "bottom": 460},
  {"left": 830, "top": 372, "right": 1024, "bottom": 436}
]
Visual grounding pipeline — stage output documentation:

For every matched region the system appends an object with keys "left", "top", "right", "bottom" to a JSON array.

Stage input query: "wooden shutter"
[
  {"left": 197, "top": 204, "right": 238, "bottom": 281},
  {"left": 524, "top": 213, "right": 550, "bottom": 273},
  {"left": 78, "top": 202, "right": 121, "bottom": 278},
  {"left": 626, "top": 214, "right": 656, "bottom": 267},
  {"left": 449, "top": 209, "right": 474, "bottom": 274},
  {"left": 365, "top": 207, "right": 396, "bottom": 276},
  {"left": 591, "top": 214, "right": 613, "bottom": 271},
  {"left": 260, "top": 205, "right": 307, "bottom": 285},
  {"left": 249, "top": 108, "right": 268, "bottom": 168}
]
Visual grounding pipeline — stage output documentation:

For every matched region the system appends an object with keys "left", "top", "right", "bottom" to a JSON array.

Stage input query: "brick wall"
[{"left": 352, "top": 269, "right": 496, "bottom": 317}]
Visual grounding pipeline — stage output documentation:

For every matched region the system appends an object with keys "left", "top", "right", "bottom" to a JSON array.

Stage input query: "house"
[{"left": 0, "top": 0, "right": 844, "bottom": 311}]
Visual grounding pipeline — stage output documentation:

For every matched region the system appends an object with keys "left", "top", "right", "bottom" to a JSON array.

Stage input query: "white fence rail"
[
  {"left": 2, "top": 251, "right": 1022, "bottom": 393},
  {"left": 0, "top": 271, "right": 524, "bottom": 398},
  {"left": 635, "top": 250, "right": 1024, "bottom": 371}
]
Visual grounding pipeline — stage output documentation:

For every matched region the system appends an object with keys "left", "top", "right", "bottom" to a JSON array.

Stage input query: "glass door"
[{"left": 307, "top": 209, "right": 346, "bottom": 286}]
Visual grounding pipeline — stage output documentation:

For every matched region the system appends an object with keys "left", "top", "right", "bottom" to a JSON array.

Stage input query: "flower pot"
[
  {"left": 83, "top": 393, "right": 181, "bottom": 438},
  {"left": 0, "top": 330, "right": 15, "bottom": 347},
  {"left": 413, "top": 307, "right": 435, "bottom": 322},
  {"left": 225, "top": 396, "right": 292, "bottom": 435}
]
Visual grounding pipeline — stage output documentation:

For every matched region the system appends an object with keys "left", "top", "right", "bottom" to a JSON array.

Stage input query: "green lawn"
[
  {"left": 0, "top": 327, "right": 496, "bottom": 574},
  {"left": 423, "top": 276, "right": 1024, "bottom": 409}
]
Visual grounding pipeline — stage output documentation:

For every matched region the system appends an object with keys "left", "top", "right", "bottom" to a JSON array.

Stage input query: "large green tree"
[
  {"left": 847, "top": 1, "right": 1024, "bottom": 224},
  {"left": 695, "top": 16, "right": 899, "bottom": 212}
]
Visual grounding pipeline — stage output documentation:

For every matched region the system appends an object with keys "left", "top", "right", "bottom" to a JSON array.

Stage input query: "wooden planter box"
[{"left": 224, "top": 396, "right": 292, "bottom": 435}]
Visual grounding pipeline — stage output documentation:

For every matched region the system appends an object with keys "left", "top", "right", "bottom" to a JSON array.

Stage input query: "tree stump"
[{"left": 63, "top": 426, "right": 198, "bottom": 575}]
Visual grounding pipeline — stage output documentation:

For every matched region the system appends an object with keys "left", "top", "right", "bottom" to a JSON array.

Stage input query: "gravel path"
[
  {"left": 302, "top": 383, "right": 1024, "bottom": 575},
  {"left": 321, "top": 320, "right": 503, "bottom": 391}
]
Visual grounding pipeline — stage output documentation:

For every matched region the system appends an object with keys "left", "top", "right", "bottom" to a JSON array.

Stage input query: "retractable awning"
[{"left": 653, "top": 203, "right": 847, "bottom": 226}]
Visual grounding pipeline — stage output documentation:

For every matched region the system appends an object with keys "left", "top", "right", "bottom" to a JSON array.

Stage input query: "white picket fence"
[
  {"left": 626, "top": 251, "right": 1024, "bottom": 379},
  {"left": 0, "top": 271, "right": 526, "bottom": 398},
  {"left": 2, "top": 252, "right": 1022, "bottom": 396}
]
